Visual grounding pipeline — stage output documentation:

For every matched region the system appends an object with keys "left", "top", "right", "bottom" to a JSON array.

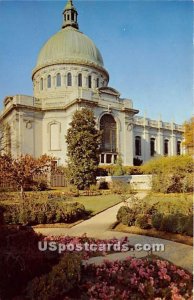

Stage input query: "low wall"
[{"left": 96, "top": 175, "right": 152, "bottom": 190}]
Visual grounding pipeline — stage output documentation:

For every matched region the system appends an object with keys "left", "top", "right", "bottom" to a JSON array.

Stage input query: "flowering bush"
[{"left": 76, "top": 257, "right": 193, "bottom": 300}]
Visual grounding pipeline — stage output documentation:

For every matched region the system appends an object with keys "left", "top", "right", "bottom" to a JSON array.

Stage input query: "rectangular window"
[
  {"left": 150, "top": 138, "right": 155, "bottom": 156},
  {"left": 135, "top": 136, "right": 141, "bottom": 156},
  {"left": 164, "top": 139, "right": 169, "bottom": 155},
  {"left": 177, "top": 141, "right": 181, "bottom": 155},
  {"left": 106, "top": 154, "right": 112, "bottom": 164},
  {"left": 88, "top": 75, "right": 92, "bottom": 88}
]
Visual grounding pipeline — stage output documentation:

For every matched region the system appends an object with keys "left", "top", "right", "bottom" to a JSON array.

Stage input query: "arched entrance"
[{"left": 100, "top": 114, "right": 117, "bottom": 164}]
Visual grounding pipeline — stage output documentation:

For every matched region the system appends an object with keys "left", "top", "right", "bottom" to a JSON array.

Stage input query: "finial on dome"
[{"left": 62, "top": 0, "right": 79, "bottom": 30}]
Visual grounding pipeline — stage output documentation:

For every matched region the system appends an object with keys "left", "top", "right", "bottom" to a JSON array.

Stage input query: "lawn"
[
  {"left": 0, "top": 191, "right": 122, "bottom": 212},
  {"left": 69, "top": 194, "right": 122, "bottom": 215}
]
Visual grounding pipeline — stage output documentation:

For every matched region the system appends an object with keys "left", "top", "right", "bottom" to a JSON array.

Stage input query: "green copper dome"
[{"left": 33, "top": 27, "right": 105, "bottom": 75}]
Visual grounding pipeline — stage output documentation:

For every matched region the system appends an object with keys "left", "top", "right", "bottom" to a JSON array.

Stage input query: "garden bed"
[
  {"left": 114, "top": 192, "right": 193, "bottom": 245},
  {"left": 114, "top": 223, "right": 193, "bottom": 246}
]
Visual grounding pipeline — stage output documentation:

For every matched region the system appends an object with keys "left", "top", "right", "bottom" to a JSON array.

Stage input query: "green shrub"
[
  {"left": 97, "top": 165, "right": 143, "bottom": 176},
  {"left": 2, "top": 201, "right": 86, "bottom": 225},
  {"left": 152, "top": 213, "right": 164, "bottom": 230},
  {"left": 117, "top": 206, "right": 136, "bottom": 226},
  {"left": 110, "top": 181, "right": 130, "bottom": 195},
  {"left": 121, "top": 214, "right": 135, "bottom": 226},
  {"left": 135, "top": 214, "right": 151, "bottom": 229},
  {"left": 30, "top": 179, "right": 49, "bottom": 191},
  {"left": 152, "top": 213, "right": 193, "bottom": 236},
  {"left": 142, "top": 155, "right": 193, "bottom": 193},
  {"left": 98, "top": 180, "right": 109, "bottom": 190},
  {"left": 117, "top": 206, "right": 132, "bottom": 222},
  {"left": 182, "top": 215, "right": 193, "bottom": 237},
  {"left": 25, "top": 254, "right": 81, "bottom": 300},
  {"left": 160, "top": 214, "right": 180, "bottom": 233},
  {"left": 47, "top": 192, "right": 68, "bottom": 201},
  {"left": 64, "top": 185, "right": 80, "bottom": 197}
]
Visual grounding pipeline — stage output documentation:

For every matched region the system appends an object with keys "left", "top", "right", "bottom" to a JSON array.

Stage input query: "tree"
[
  {"left": 0, "top": 154, "right": 52, "bottom": 199},
  {"left": 183, "top": 117, "right": 194, "bottom": 154},
  {"left": 66, "top": 108, "right": 101, "bottom": 190}
]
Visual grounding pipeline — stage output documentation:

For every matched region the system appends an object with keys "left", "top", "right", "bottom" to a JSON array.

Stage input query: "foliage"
[
  {"left": 135, "top": 214, "right": 151, "bottom": 229},
  {"left": 116, "top": 206, "right": 136, "bottom": 226},
  {"left": 121, "top": 214, "right": 136, "bottom": 226},
  {"left": 117, "top": 206, "right": 131, "bottom": 222},
  {"left": 113, "top": 155, "right": 124, "bottom": 176},
  {"left": 66, "top": 108, "right": 101, "bottom": 190},
  {"left": 97, "top": 179, "right": 109, "bottom": 189},
  {"left": 0, "top": 226, "right": 54, "bottom": 300},
  {"left": 142, "top": 193, "right": 192, "bottom": 215},
  {"left": 152, "top": 213, "right": 193, "bottom": 236},
  {"left": 141, "top": 155, "right": 193, "bottom": 193},
  {"left": 76, "top": 258, "right": 192, "bottom": 300},
  {"left": 0, "top": 154, "right": 53, "bottom": 199},
  {"left": 63, "top": 185, "right": 80, "bottom": 197},
  {"left": 97, "top": 165, "right": 143, "bottom": 176},
  {"left": 151, "top": 213, "right": 163, "bottom": 230},
  {"left": 25, "top": 254, "right": 81, "bottom": 300},
  {"left": 30, "top": 178, "right": 49, "bottom": 191},
  {"left": 110, "top": 180, "right": 131, "bottom": 195},
  {"left": 183, "top": 117, "right": 194, "bottom": 154},
  {"left": 1, "top": 200, "right": 86, "bottom": 225}
]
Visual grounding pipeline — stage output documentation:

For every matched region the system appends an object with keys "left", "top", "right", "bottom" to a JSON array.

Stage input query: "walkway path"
[{"left": 34, "top": 192, "right": 193, "bottom": 273}]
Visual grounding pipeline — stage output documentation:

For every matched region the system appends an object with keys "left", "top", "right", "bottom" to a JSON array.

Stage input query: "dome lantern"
[{"left": 62, "top": 0, "right": 79, "bottom": 30}]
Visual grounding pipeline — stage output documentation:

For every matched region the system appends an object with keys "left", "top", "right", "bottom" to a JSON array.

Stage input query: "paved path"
[{"left": 34, "top": 192, "right": 193, "bottom": 273}]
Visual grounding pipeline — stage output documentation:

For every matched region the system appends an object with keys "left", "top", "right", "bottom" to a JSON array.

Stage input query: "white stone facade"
[{"left": 0, "top": 1, "right": 184, "bottom": 166}]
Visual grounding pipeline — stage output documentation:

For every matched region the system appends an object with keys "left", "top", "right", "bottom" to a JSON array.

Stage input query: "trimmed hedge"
[
  {"left": 152, "top": 213, "right": 193, "bottom": 236},
  {"left": 135, "top": 214, "right": 151, "bottom": 229},
  {"left": 1, "top": 201, "right": 86, "bottom": 225}
]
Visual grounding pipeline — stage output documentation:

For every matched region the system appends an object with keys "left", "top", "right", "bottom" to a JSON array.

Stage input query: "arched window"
[
  {"left": 100, "top": 114, "right": 117, "bottom": 152},
  {"left": 56, "top": 73, "right": 61, "bottom": 87},
  {"left": 78, "top": 73, "right": 82, "bottom": 87},
  {"left": 177, "top": 141, "right": 181, "bottom": 155},
  {"left": 164, "top": 139, "right": 169, "bottom": 155},
  {"left": 150, "top": 138, "right": 155, "bottom": 157},
  {"left": 47, "top": 75, "right": 51, "bottom": 88},
  {"left": 135, "top": 136, "right": 141, "bottom": 156},
  {"left": 67, "top": 73, "right": 72, "bottom": 86},
  {"left": 40, "top": 78, "right": 43, "bottom": 90},
  {"left": 88, "top": 75, "right": 92, "bottom": 88},
  {"left": 96, "top": 78, "right": 99, "bottom": 88}
]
